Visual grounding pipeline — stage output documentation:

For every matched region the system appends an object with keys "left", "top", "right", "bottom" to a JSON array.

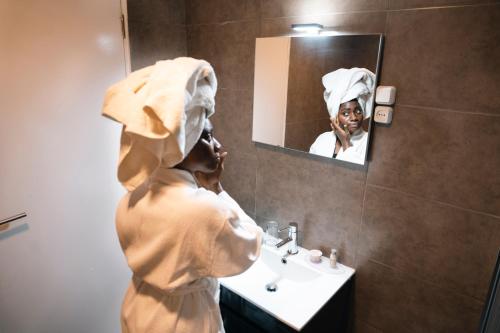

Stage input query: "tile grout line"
[
  {"left": 366, "top": 183, "right": 500, "bottom": 220},
  {"left": 257, "top": 2, "right": 500, "bottom": 22},
  {"left": 365, "top": 257, "right": 488, "bottom": 303},
  {"left": 214, "top": 95, "right": 500, "bottom": 120},
  {"left": 353, "top": 171, "right": 370, "bottom": 268},
  {"left": 395, "top": 103, "right": 500, "bottom": 118},
  {"left": 257, "top": 0, "right": 264, "bottom": 32},
  {"left": 353, "top": 5, "right": 391, "bottom": 268},
  {"left": 185, "top": 18, "right": 258, "bottom": 28},
  {"left": 384, "top": 0, "right": 390, "bottom": 35},
  {"left": 184, "top": 2, "right": 500, "bottom": 29},
  {"left": 385, "top": 2, "right": 500, "bottom": 12},
  {"left": 219, "top": 98, "right": 499, "bottom": 120}
]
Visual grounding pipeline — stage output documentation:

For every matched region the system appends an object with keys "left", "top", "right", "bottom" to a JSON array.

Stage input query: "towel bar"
[{"left": 0, "top": 212, "right": 27, "bottom": 226}]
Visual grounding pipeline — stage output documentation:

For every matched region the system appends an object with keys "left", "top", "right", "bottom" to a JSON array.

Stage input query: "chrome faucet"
[{"left": 276, "top": 222, "right": 299, "bottom": 259}]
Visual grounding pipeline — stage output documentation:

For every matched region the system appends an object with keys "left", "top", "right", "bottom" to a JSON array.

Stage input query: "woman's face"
[
  {"left": 337, "top": 100, "right": 363, "bottom": 134},
  {"left": 184, "top": 119, "right": 222, "bottom": 173}
]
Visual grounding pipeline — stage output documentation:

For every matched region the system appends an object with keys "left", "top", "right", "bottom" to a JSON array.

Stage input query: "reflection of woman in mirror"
[{"left": 309, "top": 68, "right": 375, "bottom": 165}]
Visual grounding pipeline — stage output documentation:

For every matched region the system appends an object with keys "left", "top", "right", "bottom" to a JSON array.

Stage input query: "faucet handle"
[
  {"left": 278, "top": 225, "right": 289, "bottom": 233},
  {"left": 278, "top": 222, "right": 298, "bottom": 234}
]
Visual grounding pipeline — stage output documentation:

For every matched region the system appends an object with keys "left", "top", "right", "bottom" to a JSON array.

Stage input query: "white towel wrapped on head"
[
  {"left": 102, "top": 57, "right": 217, "bottom": 191},
  {"left": 322, "top": 67, "right": 375, "bottom": 118}
]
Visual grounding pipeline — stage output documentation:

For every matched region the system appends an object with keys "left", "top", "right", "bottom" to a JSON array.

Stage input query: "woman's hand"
[
  {"left": 330, "top": 117, "right": 352, "bottom": 151},
  {"left": 194, "top": 152, "right": 228, "bottom": 194}
]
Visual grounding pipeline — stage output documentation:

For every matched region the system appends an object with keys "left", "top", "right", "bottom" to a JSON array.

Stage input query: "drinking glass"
[{"left": 265, "top": 221, "right": 279, "bottom": 246}]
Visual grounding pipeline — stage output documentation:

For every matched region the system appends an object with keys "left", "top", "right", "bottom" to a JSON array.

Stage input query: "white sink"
[
  {"left": 219, "top": 244, "right": 355, "bottom": 331},
  {"left": 260, "top": 245, "right": 321, "bottom": 283}
]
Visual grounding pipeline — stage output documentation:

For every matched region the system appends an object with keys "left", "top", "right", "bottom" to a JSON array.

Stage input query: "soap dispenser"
[{"left": 329, "top": 248, "right": 338, "bottom": 268}]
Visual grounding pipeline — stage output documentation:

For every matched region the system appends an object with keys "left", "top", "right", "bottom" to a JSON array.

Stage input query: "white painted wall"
[
  {"left": 0, "top": 1, "right": 130, "bottom": 332},
  {"left": 252, "top": 37, "right": 291, "bottom": 147}
]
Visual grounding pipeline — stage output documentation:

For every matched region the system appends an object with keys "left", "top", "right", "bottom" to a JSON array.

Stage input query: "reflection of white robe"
[
  {"left": 309, "top": 130, "right": 368, "bottom": 165},
  {"left": 116, "top": 168, "right": 262, "bottom": 333}
]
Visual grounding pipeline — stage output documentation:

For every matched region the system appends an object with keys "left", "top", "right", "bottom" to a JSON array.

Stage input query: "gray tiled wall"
[
  {"left": 128, "top": 1, "right": 500, "bottom": 332},
  {"left": 127, "top": 0, "right": 187, "bottom": 70}
]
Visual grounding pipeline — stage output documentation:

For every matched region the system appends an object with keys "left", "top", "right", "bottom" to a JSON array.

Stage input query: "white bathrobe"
[
  {"left": 116, "top": 167, "right": 263, "bottom": 333},
  {"left": 309, "top": 130, "right": 368, "bottom": 165}
]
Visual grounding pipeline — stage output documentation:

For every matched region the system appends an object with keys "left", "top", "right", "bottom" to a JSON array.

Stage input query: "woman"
[
  {"left": 309, "top": 67, "right": 375, "bottom": 164},
  {"left": 102, "top": 57, "right": 262, "bottom": 333}
]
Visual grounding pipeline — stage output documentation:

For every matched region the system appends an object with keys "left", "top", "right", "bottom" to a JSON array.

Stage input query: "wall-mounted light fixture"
[{"left": 291, "top": 23, "right": 324, "bottom": 33}]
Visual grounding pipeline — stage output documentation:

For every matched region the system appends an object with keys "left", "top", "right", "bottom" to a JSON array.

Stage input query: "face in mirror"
[
  {"left": 336, "top": 100, "right": 363, "bottom": 134},
  {"left": 310, "top": 67, "right": 376, "bottom": 164},
  {"left": 252, "top": 34, "right": 383, "bottom": 166}
]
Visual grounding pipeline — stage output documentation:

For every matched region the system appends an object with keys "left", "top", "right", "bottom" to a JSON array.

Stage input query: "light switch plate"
[
  {"left": 375, "top": 86, "right": 396, "bottom": 105},
  {"left": 374, "top": 106, "right": 393, "bottom": 124}
]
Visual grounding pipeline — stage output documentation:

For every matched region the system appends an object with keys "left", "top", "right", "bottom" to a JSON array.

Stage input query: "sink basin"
[
  {"left": 260, "top": 245, "right": 321, "bottom": 283},
  {"left": 219, "top": 244, "right": 355, "bottom": 331}
]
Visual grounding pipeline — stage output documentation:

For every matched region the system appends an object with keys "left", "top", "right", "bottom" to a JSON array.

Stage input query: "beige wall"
[
  {"left": 130, "top": 1, "right": 500, "bottom": 332},
  {"left": 0, "top": 1, "right": 129, "bottom": 331}
]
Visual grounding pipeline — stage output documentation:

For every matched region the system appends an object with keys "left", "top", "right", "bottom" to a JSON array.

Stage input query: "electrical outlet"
[
  {"left": 375, "top": 86, "right": 397, "bottom": 105},
  {"left": 374, "top": 106, "right": 393, "bottom": 124}
]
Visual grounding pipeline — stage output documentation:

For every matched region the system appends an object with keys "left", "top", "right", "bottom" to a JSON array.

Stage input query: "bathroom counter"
[{"left": 219, "top": 245, "right": 355, "bottom": 331}]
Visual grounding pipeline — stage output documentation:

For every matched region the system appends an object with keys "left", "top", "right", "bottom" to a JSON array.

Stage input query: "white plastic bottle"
[{"left": 330, "top": 248, "right": 338, "bottom": 269}]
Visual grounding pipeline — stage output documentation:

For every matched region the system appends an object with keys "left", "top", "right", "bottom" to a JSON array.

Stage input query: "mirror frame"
[{"left": 252, "top": 33, "right": 385, "bottom": 167}]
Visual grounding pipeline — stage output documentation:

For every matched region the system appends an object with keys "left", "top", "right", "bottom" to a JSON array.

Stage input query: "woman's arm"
[{"left": 193, "top": 152, "right": 263, "bottom": 277}]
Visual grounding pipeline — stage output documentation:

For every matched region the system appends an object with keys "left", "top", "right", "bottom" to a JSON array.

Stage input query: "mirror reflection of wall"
[{"left": 252, "top": 34, "right": 383, "bottom": 166}]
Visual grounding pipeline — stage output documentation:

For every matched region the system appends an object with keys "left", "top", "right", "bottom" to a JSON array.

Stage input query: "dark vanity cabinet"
[{"left": 220, "top": 277, "right": 353, "bottom": 333}]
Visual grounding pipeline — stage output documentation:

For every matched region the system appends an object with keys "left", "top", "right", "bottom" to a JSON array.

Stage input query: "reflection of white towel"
[
  {"left": 309, "top": 130, "right": 368, "bottom": 165},
  {"left": 102, "top": 57, "right": 217, "bottom": 191},
  {"left": 322, "top": 68, "right": 375, "bottom": 118}
]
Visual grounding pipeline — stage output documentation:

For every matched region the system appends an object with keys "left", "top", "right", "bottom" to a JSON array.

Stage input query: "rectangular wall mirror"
[{"left": 252, "top": 34, "right": 384, "bottom": 166}]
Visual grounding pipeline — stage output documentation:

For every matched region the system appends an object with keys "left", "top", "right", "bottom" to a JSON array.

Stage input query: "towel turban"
[
  {"left": 102, "top": 57, "right": 217, "bottom": 191},
  {"left": 322, "top": 68, "right": 375, "bottom": 119}
]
